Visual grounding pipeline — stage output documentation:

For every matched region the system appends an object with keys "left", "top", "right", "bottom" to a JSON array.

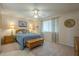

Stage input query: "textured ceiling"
[{"left": 0, "top": 3, "right": 79, "bottom": 18}]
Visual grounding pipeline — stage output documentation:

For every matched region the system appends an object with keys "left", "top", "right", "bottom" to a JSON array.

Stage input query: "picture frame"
[{"left": 18, "top": 20, "right": 27, "bottom": 27}]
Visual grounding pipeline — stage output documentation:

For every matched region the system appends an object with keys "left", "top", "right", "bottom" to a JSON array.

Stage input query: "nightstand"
[{"left": 2, "top": 35, "right": 16, "bottom": 44}]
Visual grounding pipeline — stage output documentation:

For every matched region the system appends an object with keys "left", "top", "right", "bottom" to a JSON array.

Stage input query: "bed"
[{"left": 16, "top": 29, "right": 43, "bottom": 49}]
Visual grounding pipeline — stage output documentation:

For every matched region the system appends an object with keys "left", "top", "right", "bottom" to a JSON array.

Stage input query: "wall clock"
[{"left": 64, "top": 19, "right": 75, "bottom": 28}]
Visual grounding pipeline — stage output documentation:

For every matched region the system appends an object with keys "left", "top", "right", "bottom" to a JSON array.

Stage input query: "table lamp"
[{"left": 10, "top": 24, "right": 14, "bottom": 36}]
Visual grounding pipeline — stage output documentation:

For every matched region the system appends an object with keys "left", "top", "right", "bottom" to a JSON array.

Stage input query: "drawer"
[
  {"left": 3, "top": 36, "right": 15, "bottom": 44},
  {"left": 4, "top": 39, "right": 14, "bottom": 43}
]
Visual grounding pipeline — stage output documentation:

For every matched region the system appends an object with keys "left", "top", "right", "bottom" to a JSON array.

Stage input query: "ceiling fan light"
[
  {"left": 34, "top": 15, "right": 38, "bottom": 18},
  {"left": 33, "top": 8, "right": 39, "bottom": 18},
  {"left": 34, "top": 10, "right": 38, "bottom": 14}
]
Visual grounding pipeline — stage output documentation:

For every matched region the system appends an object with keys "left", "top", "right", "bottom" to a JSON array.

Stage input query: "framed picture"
[
  {"left": 64, "top": 19, "right": 75, "bottom": 28},
  {"left": 18, "top": 20, "right": 27, "bottom": 27}
]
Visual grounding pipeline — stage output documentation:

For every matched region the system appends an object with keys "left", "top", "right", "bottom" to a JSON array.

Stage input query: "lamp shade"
[
  {"left": 9, "top": 22, "right": 15, "bottom": 29},
  {"left": 10, "top": 25, "right": 14, "bottom": 29}
]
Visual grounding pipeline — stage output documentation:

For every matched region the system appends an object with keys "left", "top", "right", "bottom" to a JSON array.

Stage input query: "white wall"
[
  {"left": 1, "top": 16, "right": 18, "bottom": 36},
  {"left": 1, "top": 14, "right": 42, "bottom": 37},
  {"left": 58, "top": 11, "right": 79, "bottom": 47}
]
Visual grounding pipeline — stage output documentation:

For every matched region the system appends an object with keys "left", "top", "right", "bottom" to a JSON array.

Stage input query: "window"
[{"left": 42, "top": 20, "right": 53, "bottom": 32}]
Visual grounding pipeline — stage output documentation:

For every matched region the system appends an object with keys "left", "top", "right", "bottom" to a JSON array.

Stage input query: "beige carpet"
[{"left": 0, "top": 41, "right": 74, "bottom": 56}]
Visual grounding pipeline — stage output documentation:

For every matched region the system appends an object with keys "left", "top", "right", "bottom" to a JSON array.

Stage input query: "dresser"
[
  {"left": 74, "top": 37, "right": 79, "bottom": 56},
  {"left": 2, "top": 35, "right": 16, "bottom": 44}
]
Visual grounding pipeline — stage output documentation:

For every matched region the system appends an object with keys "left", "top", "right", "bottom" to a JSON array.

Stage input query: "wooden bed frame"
[{"left": 16, "top": 29, "right": 44, "bottom": 49}]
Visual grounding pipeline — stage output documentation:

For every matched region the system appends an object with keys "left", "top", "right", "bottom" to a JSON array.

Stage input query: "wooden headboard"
[
  {"left": 16, "top": 29, "right": 28, "bottom": 33},
  {"left": 16, "top": 29, "right": 22, "bottom": 33}
]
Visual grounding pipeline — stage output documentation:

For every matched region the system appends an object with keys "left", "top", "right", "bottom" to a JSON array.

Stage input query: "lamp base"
[{"left": 11, "top": 30, "right": 14, "bottom": 36}]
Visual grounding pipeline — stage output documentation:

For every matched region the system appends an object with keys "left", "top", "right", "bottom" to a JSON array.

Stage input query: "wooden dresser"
[
  {"left": 74, "top": 37, "right": 79, "bottom": 56},
  {"left": 2, "top": 35, "right": 16, "bottom": 44}
]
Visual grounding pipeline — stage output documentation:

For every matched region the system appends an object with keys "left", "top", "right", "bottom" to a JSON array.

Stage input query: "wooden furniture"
[
  {"left": 2, "top": 35, "right": 16, "bottom": 44},
  {"left": 74, "top": 37, "right": 79, "bottom": 56},
  {"left": 26, "top": 38, "right": 44, "bottom": 49}
]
